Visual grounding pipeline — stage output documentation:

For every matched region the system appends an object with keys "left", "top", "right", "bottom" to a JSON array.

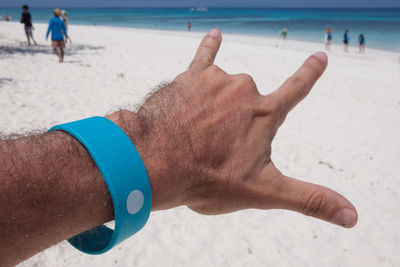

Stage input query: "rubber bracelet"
[{"left": 49, "top": 116, "right": 152, "bottom": 254}]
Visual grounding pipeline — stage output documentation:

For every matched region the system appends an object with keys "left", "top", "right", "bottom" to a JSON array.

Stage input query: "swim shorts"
[
  {"left": 24, "top": 26, "right": 33, "bottom": 37},
  {"left": 52, "top": 40, "right": 65, "bottom": 49}
]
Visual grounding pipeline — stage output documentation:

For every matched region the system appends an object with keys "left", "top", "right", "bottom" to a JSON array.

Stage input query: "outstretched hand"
[{"left": 110, "top": 29, "right": 357, "bottom": 228}]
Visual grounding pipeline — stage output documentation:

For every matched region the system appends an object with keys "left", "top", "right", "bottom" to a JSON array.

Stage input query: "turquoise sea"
[{"left": 1, "top": 8, "right": 400, "bottom": 52}]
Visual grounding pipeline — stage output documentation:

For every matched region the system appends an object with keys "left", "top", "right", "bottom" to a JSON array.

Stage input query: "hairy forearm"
[
  {"left": 0, "top": 102, "right": 188, "bottom": 265},
  {"left": 0, "top": 124, "right": 114, "bottom": 265},
  {"left": 0, "top": 108, "right": 179, "bottom": 266}
]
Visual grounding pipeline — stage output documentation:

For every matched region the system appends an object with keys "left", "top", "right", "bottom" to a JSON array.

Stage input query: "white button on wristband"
[{"left": 49, "top": 116, "right": 152, "bottom": 254}]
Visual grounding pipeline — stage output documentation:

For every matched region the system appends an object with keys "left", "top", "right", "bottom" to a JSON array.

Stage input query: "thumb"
[
  {"left": 274, "top": 175, "right": 358, "bottom": 228},
  {"left": 189, "top": 28, "right": 222, "bottom": 75}
]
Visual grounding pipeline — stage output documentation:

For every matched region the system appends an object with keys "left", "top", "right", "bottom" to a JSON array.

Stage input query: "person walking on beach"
[
  {"left": 281, "top": 27, "right": 288, "bottom": 40},
  {"left": 20, "top": 5, "right": 37, "bottom": 45},
  {"left": 324, "top": 27, "right": 332, "bottom": 51},
  {"left": 343, "top": 30, "right": 350, "bottom": 52},
  {"left": 187, "top": 22, "right": 192, "bottom": 32},
  {"left": 46, "top": 9, "right": 68, "bottom": 63},
  {"left": 358, "top": 34, "right": 365, "bottom": 53}
]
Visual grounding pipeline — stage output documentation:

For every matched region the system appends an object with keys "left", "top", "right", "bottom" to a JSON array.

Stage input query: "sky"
[{"left": 1, "top": 0, "right": 399, "bottom": 8}]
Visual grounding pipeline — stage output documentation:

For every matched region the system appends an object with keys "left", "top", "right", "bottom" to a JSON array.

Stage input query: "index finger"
[
  {"left": 269, "top": 52, "right": 328, "bottom": 116},
  {"left": 189, "top": 28, "right": 222, "bottom": 75}
]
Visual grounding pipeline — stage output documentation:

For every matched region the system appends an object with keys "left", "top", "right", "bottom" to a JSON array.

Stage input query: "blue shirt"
[{"left": 46, "top": 17, "right": 67, "bottom": 41}]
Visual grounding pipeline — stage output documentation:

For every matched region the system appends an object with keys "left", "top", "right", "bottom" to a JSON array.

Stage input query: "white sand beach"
[{"left": 1, "top": 21, "right": 400, "bottom": 266}]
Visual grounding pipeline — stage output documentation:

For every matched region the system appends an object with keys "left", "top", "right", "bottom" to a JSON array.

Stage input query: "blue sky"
[{"left": 1, "top": 0, "right": 399, "bottom": 7}]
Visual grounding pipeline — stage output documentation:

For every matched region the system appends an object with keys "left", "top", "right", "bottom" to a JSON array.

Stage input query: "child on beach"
[
  {"left": 46, "top": 9, "right": 68, "bottom": 63},
  {"left": 281, "top": 27, "right": 288, "bottom": 40},
  {"left": 187, "top": 22, "right": 192, "bottom": 32},
  {"left": 343, "top": 30, "right": 349, "bottom": 52},
  {"left": 20, "top": 5, "right": 37, "bottom": 45},
  {"left": 358, "top": 34, "right": 365, "bottom": 53},
  {"left": 324, "top": 27, "right": 332, "bottom": 51}
]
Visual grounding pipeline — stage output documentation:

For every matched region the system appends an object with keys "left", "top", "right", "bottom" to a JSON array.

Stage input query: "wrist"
[
  {"left": 51, "top": 116, "right": 152, "bottom": 253},
  {"left": 105, "top": 110, "right": 140, "bottom": 143},
  {"left": 106, "top": 110, "right": 187, "bottom": 211}
]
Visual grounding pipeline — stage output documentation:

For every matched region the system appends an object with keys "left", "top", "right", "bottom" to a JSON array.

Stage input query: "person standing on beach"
[
  {"left": 20, "top": 5, "right": 37, "bottom": 46},
  {"left": 60, "top": 10, "right": 71, "bottom": 43},
  {"left": 324, "top": 27, "right": 332, "bottom": 51},
  {"left": 46, "top": 9, "right": 68, "bottom": 63},
  {"left": 281, "top": 27, "right": 288, "bottom": 40},
  {"left": 343, "top": 30, "right": 350, "bottom": 52},
  {"left": 2, "top": 14, "right": 10, "bottom": 21},
  {"left": 358, "top": 34, "right": 366, "bottom": 53},
  {"left": 187, "top": 21, "right": 192, "bottom": 32}
]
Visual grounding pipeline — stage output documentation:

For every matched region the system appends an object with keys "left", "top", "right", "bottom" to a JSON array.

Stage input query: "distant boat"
[{"left": 190, "top": 7, "right": 208, "bottom": 12}]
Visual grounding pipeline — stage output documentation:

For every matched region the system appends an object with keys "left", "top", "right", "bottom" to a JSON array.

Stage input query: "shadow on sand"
[
  {"left": 0, "top": 43, "right": 105, "bottom": 57},
  {"left": 0, "top": 77, "right": 13, "bottom": 86}
]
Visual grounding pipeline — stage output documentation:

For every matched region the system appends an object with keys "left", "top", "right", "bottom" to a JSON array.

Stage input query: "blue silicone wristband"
[{"left": 49, "top": 116, "right": 152, "bottom": 254}]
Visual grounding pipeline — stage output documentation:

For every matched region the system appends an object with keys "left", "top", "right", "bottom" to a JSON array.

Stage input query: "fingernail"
[
  {"left": 332, "top": 208, "right": 357, "bottom": 228},
  {"left": 313, "top": 52, "right": 328, "bottom": 64},
  {"left": 208, "top": 28, "right": 220, "bottom": 38}
]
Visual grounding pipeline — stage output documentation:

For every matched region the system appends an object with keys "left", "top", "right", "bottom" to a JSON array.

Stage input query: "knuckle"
[
  {"left": 301, "top": 189, "right": 326, "bottom": 217},
  {"left": 206, "top": 64, "right": 224, "bottom": 75},
  {"left": 231, "top": 73, "right": 258, "bottom": 94},
  {"left": 290, "top": 75, "right": 309, "bottom": 90},
  {"left": 238, "top": 73, "right": 256, "bottom": 87},
  {"left": 289, "top": 76, "right": 309, "bottom": 97},
  {"left": 200, "top": 65, "right": 227, "bottom": 86},
  {"left": 239, "top": 73, "right": 254, "bottom": 82},
  {"left": 201, "top": 54, "right": 214, "bottom": 67},
  {"left": 208, "top": 64, "right": 221, "bottom": 72}
]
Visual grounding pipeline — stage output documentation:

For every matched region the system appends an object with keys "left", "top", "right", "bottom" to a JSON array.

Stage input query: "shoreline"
[{"left": 2, "top": 21, "right": 399, "bottom": 57}]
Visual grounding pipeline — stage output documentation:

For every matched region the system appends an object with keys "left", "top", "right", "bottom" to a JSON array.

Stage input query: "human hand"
[{"left": 108, "top": 29, "right": 357, "bottom": 228}]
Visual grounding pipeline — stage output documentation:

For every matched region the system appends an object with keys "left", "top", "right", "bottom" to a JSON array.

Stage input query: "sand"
[{"left": 1, "top": 21, "right": 399, "bottom": 266}]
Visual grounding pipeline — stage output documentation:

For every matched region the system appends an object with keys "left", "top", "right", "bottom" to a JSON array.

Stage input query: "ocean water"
[{"left": 1, "top": 7, "right": 399, "bottom": 52}]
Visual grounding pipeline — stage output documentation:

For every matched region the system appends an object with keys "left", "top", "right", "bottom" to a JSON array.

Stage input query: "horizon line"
[{"left": 1, "top": 6, "right": 400, "bottom": 9}]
